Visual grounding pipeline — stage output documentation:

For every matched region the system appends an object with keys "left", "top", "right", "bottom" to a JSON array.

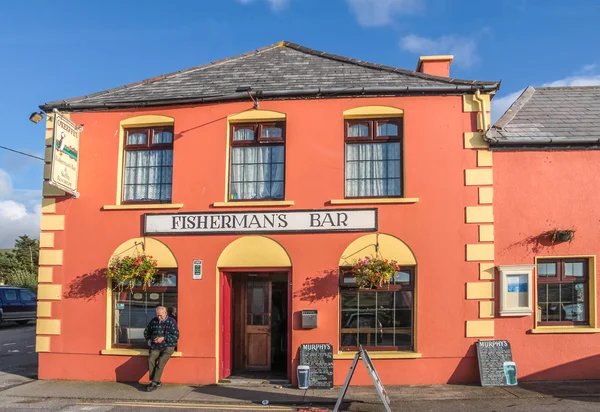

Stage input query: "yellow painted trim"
[
  {"left": 45, "top": 129, "right": 53, "bottom": 146},
  {"left": 39, "top": 250, "right": 63, "bottom": 265},
  {"left": 330, "top": 198, "right": 419, "bottom": 205},
  {"left": 463, "top": 94, "right": 490, "bottom": 113},
  {"left": 42, "top": 181, "right": 66, "bottom": 197},
  {"left": 36, "top": 336, "right": 50, "bottom": 352},
  {"left": 215, "top": 267, "right": 220, "bottom": 383},
  {"left": 479, "top": 262, "right": 495, "bottom": 280},
  {"left": 37, "top": 302, "right": 52, "bottom": 318},
  {"left": 466, "top": 320, "right": 495, "bottom": 337},
  {"left": 467, "top": 282, "right": 494, "bottom": 299},
  {"left": 44, "top": 147, "right": 52, "bottom": 162},
  {"left": 334, "top": 351, "right": 422, "bottom": 360},
  {"left": 342, "top": 106, "right": 404, "bottom": 119},
  {"left": 479, "top": 225, "right": 494, "bottom": 242},
  {"left": 217, "top": 236, "right": 292, "bottom": 268},
  {"left": 41, "top": 198, "right": 56, "bottom": 214},
  {"left": 38, "top": 267, "right": 53, "bottom": 283},
  {"left": 43, "top": 163, "right": 51, "bottom": 179},
  {"left": 478, "top": 187, "right": 494, "bottom": 204},
  {"left": 466, "top": 206, "right": 494, "bottom": 223},
  {"left": 39, "top": 233, "right": 55, "bottom": 248},
  {"left": 100, "top": 349, "right": 183, "bottom": 357},
  {"left": 465, "top": 169, "right": 493, "bottom": 186},
  {"left": 477, "top": 150, "right": 493, "bottom": 167},
  {"left": 339, "top": 233, "right": 417, "bottom": 266},
  {"left": 37, "top": 319, "right": 61, "bottom": 335},
  {"left": 529, "top": 327, "right": 600, "bottom": 334},
  {"left": 110, "top": 237, "right": 178, "bottom": 268},
  {"left": 479, "top": 301, "right": 494, "bottom": 318},
  {"left": 212, "top": 200, "right": 295, "bottom": 208},
  {"left": 37, "top": 284, "right": 62, "bottom": 300},
  {"left": 40, "top": 215, "right": 65, "bottom": 231},
  {"left": 228, "top": 109, "right": 286, "bottom": 123},
  {"left": 466, "top": 244, "right": 495, "bottom": 261},
  {"left": 106, "top": 280, "right": 112, "bottom": 350},
  {"left": 464, "top": 132, "right": 488, "bottom": 149},
  {"left": 102, "top": 203, "right": 184, "bottom": 210},
  {"left": 117, "top": 115, "right": 175, "bottom": 205}
]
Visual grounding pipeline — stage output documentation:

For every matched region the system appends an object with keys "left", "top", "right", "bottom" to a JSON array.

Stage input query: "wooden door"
[
  {"left": 220, "top": 273, "right": 232, "bottom": 379},
  {"left": 244, "top": 279, "right": 272, "bottom": 371}
]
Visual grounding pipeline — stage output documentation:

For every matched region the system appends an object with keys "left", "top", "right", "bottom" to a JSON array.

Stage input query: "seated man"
[{"left": 144, "top": 306, "right": 179, "bottom": 391}]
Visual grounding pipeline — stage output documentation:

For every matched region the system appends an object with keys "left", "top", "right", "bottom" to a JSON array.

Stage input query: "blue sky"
[{"left": 0, "top": 0, "right": 599, "bottom": 247}]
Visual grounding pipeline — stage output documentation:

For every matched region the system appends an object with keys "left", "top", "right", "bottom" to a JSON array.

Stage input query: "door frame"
[{"left": 219, "top": 267, "right": 291, "bottom": 380}]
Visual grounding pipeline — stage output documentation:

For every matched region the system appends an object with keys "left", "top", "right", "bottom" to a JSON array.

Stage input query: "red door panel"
[{"left": 220, "top": 273, "right": 232, "bottom": 379}]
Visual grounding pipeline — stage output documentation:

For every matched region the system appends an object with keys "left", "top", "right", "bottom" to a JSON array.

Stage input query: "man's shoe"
[
  {"left": 146, "top": 383, "right": 157, "bottom": 392},
  {"left": 156, "top": 382, "right": 162, "bottom": 387}
]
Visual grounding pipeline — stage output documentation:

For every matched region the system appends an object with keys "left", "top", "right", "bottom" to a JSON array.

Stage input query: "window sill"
[
  {"left": 334, "top": 351, "right": 422, "bottom": 360},
  {"left": 102, "top": 204, "right": 184, "bottom": 211},
  {"left": 100, "top": 349, "right": 183, "bottom": 357},
  {"left": 212, "top": 200, "right": 295, "bottom": 207},
  {"left": 329, "top": 198, "right": 419, "bottom": 205},
  {"left": 529, "top": 326, "right": 600, "bottom": 334}
]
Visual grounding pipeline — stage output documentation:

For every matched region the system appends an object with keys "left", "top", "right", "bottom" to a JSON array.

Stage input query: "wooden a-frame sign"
[{"left": 333, "top": 346, "right": 391, "bottom": 412}]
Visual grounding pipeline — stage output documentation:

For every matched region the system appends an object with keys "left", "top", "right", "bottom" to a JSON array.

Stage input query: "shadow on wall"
[
  {"left": 503, "top": 229, "right": 575, "bottom": 256},
  {"left": 115, "top": 356, "right": 149, "bottom": 386},
  {"left": 64, "top": 268, "right": 107, "bottom": 301},
  {"left": 293, "top": 268, "right": 339, "bottom": 303},
  {"left": 447, "top": 345, "right": 480, "bottom": 384}
]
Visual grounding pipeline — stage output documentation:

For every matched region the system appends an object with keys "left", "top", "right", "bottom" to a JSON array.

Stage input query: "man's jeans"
[{"left": 148, "top": 346, "right": 175, "bottom": 383}]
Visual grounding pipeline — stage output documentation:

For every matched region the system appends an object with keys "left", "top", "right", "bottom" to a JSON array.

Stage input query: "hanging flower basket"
[
  {"left": 107, "top": 254, "right": 158, "bottom": 291},
  {"left": 351, "top": 256, "right": 401, "bottom": 289}
]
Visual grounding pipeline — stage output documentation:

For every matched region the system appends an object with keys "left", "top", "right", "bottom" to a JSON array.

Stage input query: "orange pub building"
[{"left": 34, "top": 42, "right": 600, "bottom": 386}]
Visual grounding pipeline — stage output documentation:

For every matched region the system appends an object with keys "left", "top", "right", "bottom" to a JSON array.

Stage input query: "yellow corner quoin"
[
  {"left": 42, "top": 181, "right": 66, "bottom": 197},
  {"left": 40, "top": 215, "right": 65, "bottom": 231},
  {"left": 477, "top": 150, "right": 493, "bottom": 167},
  {"left": 339, "top": 233, "right": 417, "bottom": 267},
  {"left": 329, "top": 198, "right": 419, "bottom": 205},
  {"left": 100, "top": 349, "right": 183, "bottom": 357},
  {"left": 38, "top": 267, "right": 53, "bottom": 283},
  {"left": 41, "top": 198, "right": 56, "bottom": 214},
  {"left": 466, "top": 320, "right": 495, "bottom": 338},
  {"left": 37, "top": 284, "right": 62, "bottom": 300},
  {"left": 466, "top": 206, "right": 494, "bottom": 223},
  {"left": 465, "top": 169, "right": 493, "bottom": 186},
  {"left": 342, "top": 105, "right": 404, "bottom": 119},
  {"left": 43, "top": 163, "right": 51, "bottom": 180},
  {"left": 464, "top": 132, "right": 488, "bottom": 149},
  {"left": 479, "top": 301, "right": 494, "bottom": 318},
  {"left": 463, "top": 94, "right": 491, "bottom": 113},
  {"left": 218, "top": 236, "right": 292, "bottom": 268},
  {"left": 467, "top": 244, "right": 495, "bottom": 261},
  {"left": 228, "top": 109, "right": 286, "bottom": 123},
  {"left": 334, "top": 351, "right": 422, "bottom": 360},
  {"left": 37, "top": 302, "right": 52, "bottom": 318},
  {"left": 479, "top": 225, "right": 495, "bottom": 242},
  {"left": 102, "top": 203, "right": 184, "bottom": 210},
  {"left": 467, "top": 282, "right": 494, "bottom": 299},
  {"left": 36, "top": 336, "right": 50, "bottom": 353},
  {"left": 44, "top": 147, "right": 52, "bottom": 162},
  {"left": 36, "top": 319, "right": 61, "bottom": 335},
  {"left": 110, "top": 237, "right": 178, "bottom": 267},
  {"left": 479, "top": 262, "right": 495, "bottom": 280},
  {"left": 479, "top": 187, "right": 494, "bottom": 204},
  {"left": 39, "top": 233, "right": 55, "bottom": 248},
  {"left": 45, "top": 129, "right": 53, "bottom": 145},
  {"left": 39, "top": 250, "right": 63, "bottom": 266},
  {"left": 212, "top": 200, "right": 295, "bottom": 208}
]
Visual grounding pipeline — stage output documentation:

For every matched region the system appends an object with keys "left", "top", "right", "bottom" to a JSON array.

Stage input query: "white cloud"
[
  {"left": 491, "top": 70, "right": 600, "bottom": 123},
  {"left": 582, "top": 64, "right": 597, "bottom": 73},
  {"left": 400, "top": 34, "right": 479, "bottom": 68},
  {"left": 236, "top": 0, "right": 290, "bottom": 11},
  {"left": 346, "top": 0, "right": 422, "bottom": 27},
  {"left": 0, "top": 169, "right": 41, "bottom": 248}
]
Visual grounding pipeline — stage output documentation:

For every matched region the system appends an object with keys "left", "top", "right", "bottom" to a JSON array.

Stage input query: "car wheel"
[{"left": 16, "top": 320, "right": 29, "bottom": 325}]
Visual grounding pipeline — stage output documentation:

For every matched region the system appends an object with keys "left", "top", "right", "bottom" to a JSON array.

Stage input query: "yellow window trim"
[
  {"left": 533, "top": 255, "right": 597, "bottom": 330},
  {"left": 334, "top": 351, "right": 422, "bottom": 360},
  {"left": 213, "top": 200, "right": 294, "bottom": 208},
  {"left": 330, "top": 198, "right": 418, "bottom": 205},
  {"left": 343, "top": 106, "right": 404, "bottom": 119},
  {"left": 101, "top": 349, "right": 183, "bottom": 357},
  {"left": 116, "top": 115, "right": 175, "bottom": 206},
  {"left": 102, "top": 203, "right": 184, "bottom": 210}
]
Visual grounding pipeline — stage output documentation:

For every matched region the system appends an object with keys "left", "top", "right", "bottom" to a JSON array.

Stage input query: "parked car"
[{"left": 0, "top": 286, "right": 37, "bottom": 325}]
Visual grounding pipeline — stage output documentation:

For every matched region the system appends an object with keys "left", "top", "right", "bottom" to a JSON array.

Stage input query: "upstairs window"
[
  {"left": 123, "top": 127, "right": 174, "bottom": 203},
  {"left": 229, "top": 122, "right": 285, "bottom": 201},
  {"left": 345, "top": 118, "right": 403, "bottom": 198}
]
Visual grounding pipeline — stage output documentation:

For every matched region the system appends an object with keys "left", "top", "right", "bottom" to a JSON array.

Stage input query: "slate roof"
[
  {"left": 42, "top": 41, "right": 500, "bottom": 111},
  {"left": 486, "top": 86, "right": 600, "bottom": 149}
]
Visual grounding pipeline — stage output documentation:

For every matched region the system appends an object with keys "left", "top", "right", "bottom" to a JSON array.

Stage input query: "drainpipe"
[{"left": 473, "top": 90, "right": 490, "bottom": 132}]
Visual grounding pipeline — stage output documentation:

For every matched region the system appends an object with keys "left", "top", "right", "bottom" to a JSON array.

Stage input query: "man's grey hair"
[{"left": 156, "top": 306, "right": 167, "bottom": 313}]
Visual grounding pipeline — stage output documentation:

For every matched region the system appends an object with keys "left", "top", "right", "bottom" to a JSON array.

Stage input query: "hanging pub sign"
[
  {"left": 50, "top": 111, "right": 80, "bottom": 196},
  {"left": 144, "top": 209, "right": 377, "bottom": 235}
]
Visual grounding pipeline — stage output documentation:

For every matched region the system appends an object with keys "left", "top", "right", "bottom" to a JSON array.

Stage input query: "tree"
[
  {"left": 0, "top": 235, "right": 39, "bottom": 288},
  {"left": 0, "top": 250, "right": 18, "bottom": 283},
  {"left": 13, "top": 235, "right": 39, "bottom": 273}
]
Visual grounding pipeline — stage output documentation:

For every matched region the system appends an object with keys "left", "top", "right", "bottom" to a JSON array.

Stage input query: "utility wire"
[{"left": 0, "top": 145, "right": 45, "bottom": 162}]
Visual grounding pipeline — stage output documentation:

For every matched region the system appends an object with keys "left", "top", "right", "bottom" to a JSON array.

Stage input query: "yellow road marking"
[{"left": 77, "top": 400, "right": 295, "bottom": 410}]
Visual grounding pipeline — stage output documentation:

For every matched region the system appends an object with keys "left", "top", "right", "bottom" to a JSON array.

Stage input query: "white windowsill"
[
  {"left": 529, "top": 326, "right": 600, "bottom": 334},
  {"left": 101, "top": 348, "right": 183, "bottom": 357},
  {"left": 330, "top": 198, "right": 419, "bottom": 205},
  {"left": 102, "top": 204, "right": 184, "bottom": 210},
  {"left": 212, "top": 200, "right": 295, "bottom": 207}
]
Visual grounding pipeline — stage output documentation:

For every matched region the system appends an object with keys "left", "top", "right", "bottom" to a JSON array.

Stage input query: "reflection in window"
[
  {"left": 348, "top": 123, "right": 369, "bottom": 138},
  {"left": 377, "top": 123, "right": 398, "bottom": 137}
]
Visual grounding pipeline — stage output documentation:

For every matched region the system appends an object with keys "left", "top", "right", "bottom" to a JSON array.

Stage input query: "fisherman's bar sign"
[
  {"left": 144, "top": 209, "right": 377, "bottom": 235},
  {"left": 50, "top": 112, "right": 80, "bottom": 195}
]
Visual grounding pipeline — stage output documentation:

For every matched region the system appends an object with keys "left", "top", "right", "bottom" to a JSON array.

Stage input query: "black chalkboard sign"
[
  {"left": 300, "top": 343, "right": 333, "bottom": 389},
  {"left": 476, "top": 340, "right": 518, "bottom": 386}
]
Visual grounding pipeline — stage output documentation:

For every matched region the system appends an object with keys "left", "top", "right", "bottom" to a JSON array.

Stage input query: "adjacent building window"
[
  {"left": 345, "top": 118, "right": 403, "bottom": 198},
  {"left": 340, "top": 267, "right": 414, "bottom": 351},
  {"left": 229, "top": 122, "right": 285, "bottom": 200},
  {"left": 113, "top": 271, "right": 178, "bottom": 348},
  {"left": 123, "top": 127, "right": 174, "bottom": 203},
  {"left": 537, "top": 258, "right": 589, "bottom": 325}
]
